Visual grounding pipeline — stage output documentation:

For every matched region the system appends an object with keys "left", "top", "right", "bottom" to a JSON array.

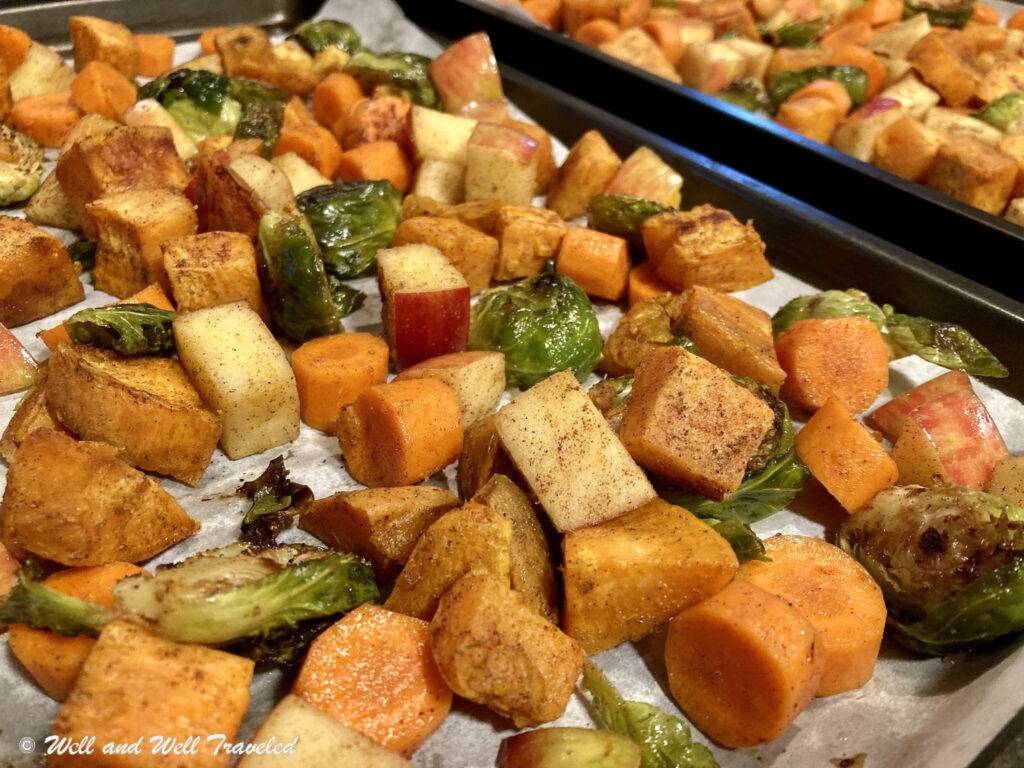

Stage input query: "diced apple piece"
[
  {"left": 866, "top": 370, "right": 972, "bottom": 442},
  {"left": 377, "top": 244, "right": 471, "bottom": 371},
  {"left": 410, "top": 105, "right": 478, "bottom": 166},
  {"left": 122, "top": 99, "right": 197, "bottom": 161},
  {"left": 396, "top": 351, "right": 505, "bottom": 427},
  {"left": 429, "top": 32, "right": 504, "bottom": 114},
  {"left": 412, "top": 158, "right": 465, "bottom": 204},
  {"left": 832, "top": 98, "right": 907, "bottom": 162},
  {"left": 458, "top": 99, "right": 510, "bottom": 123},
  {"left": 878, "top": 76, "right": 940, "bottom": 121},
  {"left": 721, "top": 37, "right": 773, "bottom": 81},
  {"left": 604, "top": 147, "right": 683, "bottom": 208},
  {"left": 869, "top": 13, "right": 932, "bottom": 60},
  {"left": 0, "top": 322, "right": 39, "bottom": 395},
  {"left": 893, "top": 389, "right": 1008, "bottom": 490},
  {"left": 924, "top": 106, "right": 1002, "bottom": 146},
  {"left": 464, "top": 123, "right": 539, "bottom": 206},
  {"left": 679, "top": 41, "right": 747, "bottom": 95},
  {"left": 987, "top": 457, "right": 1024, "bottom": 507},
  {"left": 497, "top": 728, "right": 641, "bottom": 768}
]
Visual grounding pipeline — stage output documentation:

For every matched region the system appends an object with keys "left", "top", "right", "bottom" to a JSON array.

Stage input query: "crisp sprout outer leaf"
[
  {"left": 771, "top": 288, "right": 885, "bottom": 337},
  {"left": 0, "top": 568, "right": 111, "bottom": 637},
  {"left": 65, "top": 303, "right": 177, "bottom": 356},
  {"left": 238, "top": 456, "right": 314, "bottom": 546},
  {"left": 882, "top": 305, "right": 1008, "bottom": 378},
  {"left": 707, "top": 519, "right": 770, "bottom": 564}
]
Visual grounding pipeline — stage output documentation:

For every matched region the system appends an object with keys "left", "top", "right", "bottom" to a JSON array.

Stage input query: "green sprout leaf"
[
  {"left": 0, "top": 564, "right": 111, "bottom": 637},
  {"left": 883, "top": 305, "right": 1008, "bottom": 378},
  {"left": 65, "top": 303, "right": 176, "bottom": 356}
]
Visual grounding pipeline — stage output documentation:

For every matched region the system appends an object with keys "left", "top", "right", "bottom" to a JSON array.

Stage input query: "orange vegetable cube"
[
  {"left": 777, "top": 95, "right": 840, "bottom": 143},
  {"left": 135, "top": 34, "right": 174, "bottom": 77},
  {"left": 337, "top": 140, "right": 412, "bottom": 193},
  {"left": 555, "top": 226, "right": 629, "bottom": 302}
]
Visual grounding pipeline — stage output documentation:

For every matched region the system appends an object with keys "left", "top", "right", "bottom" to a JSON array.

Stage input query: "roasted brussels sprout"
[
  {"left": 716, "top": 79, "right": 772, "bottom": 114},
  {"left": 599, "top": 294, "right": 697, "bottom": 376},
  {"left": 343, "top": 50, "right": 440, "bottom": 109},
  {"left": 257, "top": 210, "right": 342, "bottom": 342},
  {"left": 470, "top": 265, "right": 603, "bottom": 389},
  {"left": 139, "top": 68, "right": 242, "bottom": 143},
  {"left": 903, "top": 0, "right": 975, "bottom": 27},
  {"left": 227, "top": 78, "right": 289, "bottom": 157},
  {"left": 734, "top": 376, "right": 788, "bottom": 474},
  {"left": 975, "top": 92, "right": 1024, "bottom": 133},
  {"left": 296, "top": 180, "right": 402, "bottom": 278},
  {"left": 587, "top": 194, "right": 672, "bottom": 253},
  {"left": 0, "top": 125, "right": 43, "bottom": 206},
  {"left": 289, "top": 19, "right": 362, "bottom": 55},
  {"left": 238, "top": 456, "right": 314, "bottom": 547},
  {"left": 769, "top": 18, "right": 827, "bottom": 47},
  {"left": 0, "top": 563, "right": 111, "bottom": 637},
  {"left": 838, "top": 486, "right": 1024, "bottom": 653},
  {"left": 65, "top": 303, "right": 176, "bottom": 356},
  {"left": 772, "top": 288, "right": 886, "bottom": 336},
  {"left": 767, "top": 65, "right": 869, "bottom": 109},
  {"left": 882, "top": 304, "right": 1008, "bottom": 378}
]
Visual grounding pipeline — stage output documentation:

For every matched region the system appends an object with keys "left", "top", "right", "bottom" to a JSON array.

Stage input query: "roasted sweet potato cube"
[
  {"left": 620, "top": 346, "right": 775, "bottom": 499},
  {"left": 776, "top": 96, "right": 840, "bottom": 143},
  {"left": 1, "top": 430, "right": 197, "bottom": 565},
  {"left": 87, "top": 189, "right": 197, "bottom": 298},
  {"left": 546, "top": 129, "right": 622, "bottom": 220},
  {"left": 68, "top": 16, "right": 139, "bottom": 78},
  {"left": 46, "top": 344, "right": 222, "bottom": 485},
  {"left": 562, "top": 498, "right": 738, "bottom": 653},
  {"left": 300, "top": 486, "right": 459, "bottom": 580},
  {"left": 392, "top": 216, "right": 498, "bottom": 294},
  {"left": 873, "top": 116, "right": 946, "bottom": 181},
  {"left": 599, "top": 28, "right": 682, "bottom": 83},
  {"left": 908, "top": 31, "right": 980, "bottom": 107},
  {"left": 925, "top": 136, "right": 1018, "bottom": 215},
  {"left": 51, "top": 620, "right": 252, "bottom": 768},
  {"left": 642, "top": 206, "right": 772, "bottom": 292},
  {"left": 0, "top": 216, "right": 84, "bottom": 327},
  {"left": 56, "top": 125, "right": 190, "bottom": 239},
  {"left": 162, "top": 231, "right": 269, "bottom": 320},
  {"left": 976, "top": 58, "right": 1024, "bottom": 104},
  {"left": 675, "top": 285, "right": 785, "bottom": 393},
  {"left": 494, "top": 205, "right": 567, "bottom": 281}
]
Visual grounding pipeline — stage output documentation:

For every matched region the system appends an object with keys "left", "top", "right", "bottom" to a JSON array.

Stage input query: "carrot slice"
[
  {"left": 555, "top": 226, "right": 630, "bottom": 301},
  {"left": 11, "top": 92, "right": 83, "bottom": 148},
  {"left": 776, "top": 96, "right": 840, "bottom": 143},
  {"left": 1009, "top": 9, "right": 1024, "bottom": 30},
  {"left": 827, "top": 45, "right": 886, "bottom": 99},
  {"left": 135, "top": 34, "right": 175, "bottom": 77},
  {"left": 787, "top": 78, "right": 853, "bottom": 117},
  {"left": 71, "top": 61, "right": 138, "bottom": 121},
  {"left": 972, "top": 3, "right": 1000, "bottom": 25},
  {"left": 336, "top": 140, "right": 412, "bottom": 193}
]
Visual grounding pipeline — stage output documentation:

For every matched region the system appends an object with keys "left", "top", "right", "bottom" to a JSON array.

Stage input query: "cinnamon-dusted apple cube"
[
  {"left": 396, "top": 351, "right": 506, "bottom": 427},
  {"left": 46, "top": 345, "right": 222, "bottom": 485},
  {"left": 546, "top": 129, "right": 622, "bottom": 220},
  {"left": 51, "top": 620, "right": 252, "bottom": 768},
  {"left": 504, "top": 119, "right": 557, "bottom": 194},
  {"left": 392, "top": 216, "right": 498, "bottom": 294},
  {"left": 301, "top": 487, "right": 459, "bottom": 580},
  {"left": 377, "top": 244, "right": 471, "bottom": 370},
  {"left": 56, "top": 125, "right": 189, "bottom": 239},
  {"left": 925, "top": 136, "right": 1018, "bottom": 215},
  {"left": 869, "top": 12, "right": 931, "bottom": 60},
  {"left": 878, "top": 75, "right": 940, "bottom": 120},
  {"left": 0, "top": 216, "right": 84, "bottom": 327},
  {"left": 675, "top": 285, "right": 785, "bottom": 393},
  {"left": 410, "top": 105, "right": 478, "bottom": 166},
  {"left": 68, "top": 16, "right": 139, "bottom": 78},
  {"left": 494, "top": 205, "right": 567, "bottom": 281},
  {"left": 642, "top": 205, "right": 772, "bottom": 292},
  {"left": 908, "top": 31, "right": 980, "bottom": 107},
  {"left": 599, "top": 28, "right": 681, "bottom": 83},
  {"left": 191, "top": 152, "right": 295, "bottom": 239},
  {"left": 86, "top": 189, "right": 197, "bottom": 298},
  {"left": 162, "top": 231, "right": 269, "bottom": 320},
  {"left": 604, "top": 147, "right": 683, "bottom": 208},
  {"left": 465, "top": 123, "right": 540, "bottom": 206},
  {"left": 832, "top": 98, "right": 907, "bottom": 162},
  {"left": 722, "top": 37, "right": 773, "bottom": 81},
  {"left": 621, "top": 347, "right": 774, "bottom": 500},
  {"left": 873, "top": 116, "right": 946, "bottom": 181},
  {"left": 892, "top": 388, "right": 1008, "bottom": 490},
  {"left": 495, "top": 371, "right": 656, "bottom": 532},
  {"left": 680, "top": 41, "right": 747, "bottom": 94},
  {"left": 6, "top": 43, "right": 74, "bottom": 102},
  {"left": 412, "top": 158, "right": 465, "bottom": 204}
]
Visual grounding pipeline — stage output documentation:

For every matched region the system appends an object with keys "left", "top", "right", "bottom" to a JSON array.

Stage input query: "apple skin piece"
[
  {"left": 429, "top": 32, "right": 504, "bottom": 114},
  {"left": 866, "top": 370, "right": 972, "bottom": 442},
  {"left": 458, "top": 99, "right": 510, "bottom": 123},
  {"left": 893, "top": 388, "right": 1009, "bottom": 490},
  {"left": 603, "top": 147, "right": 683, "bottom": 208},
  {"left": 464, "top": 123, "right": 539, "bottom": 206},
  {"left": 0, "top": 322, "right": 39, "bottom": 395}
]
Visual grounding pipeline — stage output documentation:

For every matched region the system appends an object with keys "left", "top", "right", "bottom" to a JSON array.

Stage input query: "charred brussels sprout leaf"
[
  {"left": 258, "top": 211, "right": 341, "bottom": 342},
  {"left": 225, "top": 615, "right": 338, "bottom": 667},
  {"left": 344, "top": 51, "right": 440, "bottom": 109},
  {"left": 141, "top": 68, "right": 242, "bottom": 143},
  {"left": 767, "top": 65, "right": 868, "bottom": 109},
  {"left": 65, "top": 303, "right": 176, "bottom": 356},
  {"left": 239, "top": 456, "right": 314, "bottom": 547},
  {"left": 716, "top": 79, "right": 772, "bottom": 113},
  {"left": 588, "top": 194, "right": 672, "bottom": 253},
  {"left": 882, "top": 305, "right": 1008, "bottom": 378},
  {"left": 769, "top": 18, "right": 827, "bottom": 47},
  {"left": 0, "top": 564, "right": 111, "bottom": 637},
  {"left": 975, "top": 92, "right": 1024, "bottom": 132},
  {"left": 903, "top": 0, "right": 974, "bottom": 27},
  {"left": 707, "top": 519, "right": 769, "bottom": 564},
  {"left": 289, "top": 20, "right": 362, "bottom": 55},
  {"left": 470, "top": 267, "right": 603, "bottom": 388},
  {"left": 582, "top": 661, "right": 720, "bottom": 768},
  {"left": 296, "top": 180, "right": 401, "bottom": 278},
  {"left": 67, "top": 239, "right": 96, "bottom": 271},
  {"left": 328, "top": 275, "right": 367, "bottom": 319},
  {"left": 734, "top": 376, "right": 789, "bottom": 474},
  {"left": 114, "top": 543, "right": 379, "bottom": 647},
  {"left": 772, "top": 288, "right": 886, "bottom": 337},
  {"left": 228, "top": 78, "right": 289, "bottom": 157}
]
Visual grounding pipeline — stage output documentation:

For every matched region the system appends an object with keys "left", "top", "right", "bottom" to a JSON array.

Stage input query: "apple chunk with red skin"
[
  {"left": 893, "top": 388, "right": 1008, "bottom": 490},
  {"left": 0, "top": 322, "right": 39, "bottom": 395},
  {"left": 377, "top": 244, "right": 470, "bottom": 371},
  {"left": 429, "top": 32, "right": 504, "bottom": 114},
  {"left": 465, "top": 123, "right": 539, "bottom": 206},
  {"left": 866, "top": 370, "right": 972, "bottom": 442}
]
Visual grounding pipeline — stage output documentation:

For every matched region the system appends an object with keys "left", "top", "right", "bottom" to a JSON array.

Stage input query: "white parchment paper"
[{"left": 2, "top": 2, "right": 1024, "bottom": 766}]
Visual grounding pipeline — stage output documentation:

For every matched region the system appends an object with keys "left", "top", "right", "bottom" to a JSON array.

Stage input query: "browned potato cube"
[
  {"left": 56, "top": 126, "right": 190, "bottom": 239},
  {"left": 392, "top": 216, "right": 499, "bottom": 294},
  {"left": 51, "top": 620, "right": 252, "bottom": 768},
  {"left": 68, "top": 16, "right": 139, "bottom": 78},
  {"left": 0, "top": 216, "right": 84, "bottom": 327},
  {"left": 620, "top": 346, "right": 774, "bottom": 499},
  {"left": 642, "top": 206, "right": 772, "bottom": 292},
  {"left": 675, "top": 285, "right": 786, "bottom": 393},
  {"left": 546, "top": 129, "right": 623, "bottom": 220},
  {"left": 430, "top": 573, "right": 583, "bottom": 727},
  {"left": 300, "top": 486, "right": 459, "bottom": 579},
  {"left": 46, "top": 344, "right": 222, "bottom": 485},
  {"left": 562, "top": 498, "right": 738, "bottom": 653},
  {"left": 87, "top": 189, "right": 197, "bottom": 298},
  {"left": 908, "top": 31, "right": 979, "bottom": 107},
  {"left": 163, "top": 231, "right": 270, "bottom": 320},
  {"left": 0, "top": 381, "right": 67, "bottom": 463},
  {"left": 600, "top": 294, "right": 687, "bottom": 376},
  {"left": 925, "top": 136, "right": 1018, "bottom": 215},
  {"left": 1, "top": 430, "right": 197, "bottom": 565},
  {"left": 494, "top": 205, "right": 567, "bottom": 281},
  {"left": 873, "top": 116, "right": 946, "bottom": 182},
  {"left": 471, "top": 474, "right": 559, "bottom": 623},
  {"left": 599, "top": 29, "right": 682, "bottom": 83}
]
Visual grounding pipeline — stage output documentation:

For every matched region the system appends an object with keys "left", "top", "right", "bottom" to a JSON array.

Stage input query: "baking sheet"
[{"left": 3, "top": 1, "right": 1024, "bottom": 766}]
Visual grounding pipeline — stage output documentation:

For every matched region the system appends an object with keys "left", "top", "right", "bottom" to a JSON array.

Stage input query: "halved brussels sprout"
[
  {"left": 587, "top": 194, "right": 672, "bottom": 253},
  {"left": 289, "top": 20, "right": 362, "bottom": 55},
  {"left": 903, "top": 0, "right": 974, "bottom": 28},
  {"left": 0, "top": 125, "right": 43, "bottom": 206},
  {"left": 771, "top": 288, "right": 886, "bottom": 337},
  {"left": 767, "top": 65, "right": 869, "bottom": 109},
  {"left": 344, "top": 50, "right": 440, "bottom": 109},
  {"left": 975, "top": 92, "right": 1024, "bottom": 133}
]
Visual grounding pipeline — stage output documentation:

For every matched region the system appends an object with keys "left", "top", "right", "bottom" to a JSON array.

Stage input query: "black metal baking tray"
[{"left": 399, "top": 0, "right": 1024, "bottom": 300}]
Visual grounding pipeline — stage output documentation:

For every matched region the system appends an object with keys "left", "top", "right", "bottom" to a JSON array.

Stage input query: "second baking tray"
[{"left": 400, "top": 0, "right": 1024, "bottom": 301}]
